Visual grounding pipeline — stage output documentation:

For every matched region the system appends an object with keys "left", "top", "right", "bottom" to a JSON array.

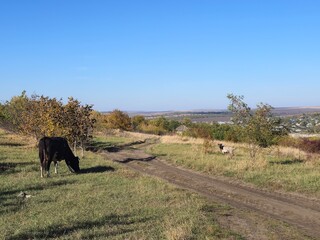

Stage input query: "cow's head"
[{"left": 66, "top": 157, "right": 80, "bottom": 173}]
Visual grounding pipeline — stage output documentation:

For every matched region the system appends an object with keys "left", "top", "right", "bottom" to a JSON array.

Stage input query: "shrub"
[
  {"left": 211, "top": 124, "right": 242, "bottom": 142},
  {"left": 104, "top": 109, "right": 132, "bottom": 131},
  {"left": 299, "top": 138, "right": 320, "bottom": 154},
  {"left": 185, "top": 123, "right": 212, "bottom": 139},
  {"left": 1, "top": 92, "right": 95, "bottom": 153},
  {"left": 279, "top": 136, "right": 320, "bottom": 154},
  {"left": 132, "top": 115, "right": 146, "bottom": 130},
  {"left": 278, "top": 136, "right": 300, "bottom": 148},
  {"left": 138, "top": 122, "right": 167, "bottom": 135},
  {"left": 227, "top": 94, "right": 287, "bottom": 148},
  {"left": 202, "top": 139, "right": 214, "bottom": 154}
]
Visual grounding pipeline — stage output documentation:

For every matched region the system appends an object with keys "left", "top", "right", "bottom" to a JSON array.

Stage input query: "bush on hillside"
[
  {"left": 185, "top": 123, "right": 212, "bottom": 139},
  {"left": 132, "top": 115, "right": 147, "bottom": 131},
  {"left": 137, "top": 122, "right": 167, "bottom": 135},
  {"left": 300, "top": 138, "right": 320, "bottom": 153},
  {"left": 278, "top": 136, "right": 300, "bottom": 148},
  {"left": 279, "top": 136, "right": 320, "bottom": 154},
  {"left": 227, "top": 94, "right": 287, "bottom": 148},
  {"left": 103, "top": 110, "right": 132, "bottom": 131},
  {"left": 1, "top": 92, "right": 95, "bottom": 154}
]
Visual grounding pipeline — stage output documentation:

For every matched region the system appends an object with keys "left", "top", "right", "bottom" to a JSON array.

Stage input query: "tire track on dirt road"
[{"left": 102, "top": 147, "right": 320, "bottom": 239}]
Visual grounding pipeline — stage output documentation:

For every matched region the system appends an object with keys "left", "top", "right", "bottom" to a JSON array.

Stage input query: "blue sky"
[{"left": 1, "top": 1, "right": 319, "bottom": 111}]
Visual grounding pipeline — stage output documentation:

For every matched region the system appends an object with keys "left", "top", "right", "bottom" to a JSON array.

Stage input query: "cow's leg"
[
  {"left": 40, "top": 149, "right": 45, "bottom": 178},
  {"left": 45, "top": 159, "right": 51, "bottom": 177},
  {"left": 46, "top": 166, "right": 50, "bottom": 177},
  {"left": 54, "top": 161, "right": 58, "bottom": 174},
  {"left": 41, "top": 160, "right": 47, "bottom": 178}
]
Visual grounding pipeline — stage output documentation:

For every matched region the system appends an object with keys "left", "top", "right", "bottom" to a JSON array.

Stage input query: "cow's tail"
[
  {"left": 39, "top": 138, "right": 44, "bottom": 163},
  {"left": 39, "top": 137, "right": 48, "bottom": 177}
]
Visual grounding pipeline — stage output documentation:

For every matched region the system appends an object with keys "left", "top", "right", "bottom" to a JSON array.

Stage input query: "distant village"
[
  {"left": 282, "top": 113, "right": 320, "bottom": 134},
  {"left": 136, "top": 108, "right": 320, "bottom": 135}
]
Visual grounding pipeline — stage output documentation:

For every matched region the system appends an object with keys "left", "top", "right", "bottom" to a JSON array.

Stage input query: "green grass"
[
  {"left": 148, "top": 143, "right": 320, "bottom": 197},
  {"left": 0, "top": 130, "right": 242, "bottom": 240},
  {"left": 87, "top": 135, "right": 136, "bottom": 151},
  {"left": 93, "top": 135, "right": 135, "bottom": 146}
]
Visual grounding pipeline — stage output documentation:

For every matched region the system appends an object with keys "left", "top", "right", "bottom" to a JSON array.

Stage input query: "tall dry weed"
[
  {"left": 202, "top": 139, "right": 215, "bottom": 154},
  {"left": 160, "top": 135, "right": 203, "bottom": 145}
]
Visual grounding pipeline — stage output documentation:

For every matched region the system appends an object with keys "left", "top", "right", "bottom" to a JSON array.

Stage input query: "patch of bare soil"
[{"left": 99, "top": 144, "right": 320, "bottom": 239}]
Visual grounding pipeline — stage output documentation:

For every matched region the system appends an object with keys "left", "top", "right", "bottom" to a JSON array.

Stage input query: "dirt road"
[{"left": 100, "top": 144, "right": 320, "bottom": 239}]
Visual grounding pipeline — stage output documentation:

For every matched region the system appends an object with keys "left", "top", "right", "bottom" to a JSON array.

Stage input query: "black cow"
[{"left": 39, "top": 137, "right": 80, "bottom": 177}]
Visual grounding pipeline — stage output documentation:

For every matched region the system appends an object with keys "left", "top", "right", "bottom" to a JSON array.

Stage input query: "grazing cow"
[
  {"left": 39, "top": 137, "right": 80, "bottom": 177},
  {"left": 218, "top": 143, "right": 235, "bottom": 155}
]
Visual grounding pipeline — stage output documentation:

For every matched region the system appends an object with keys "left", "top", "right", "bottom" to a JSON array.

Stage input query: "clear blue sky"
[{"left": 1, "top": 0, "right": 319, "bottom": 111}]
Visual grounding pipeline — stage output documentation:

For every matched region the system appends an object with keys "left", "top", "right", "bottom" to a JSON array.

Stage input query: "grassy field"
[
  {"left": 0, "top": 129, "right": 243, "bottom": 240},
  {"left": 92, "top": 132, "right": 320, "bottom": 197},
  {"left": 147, "top": 140, "right": 320, "bottom": 198}
]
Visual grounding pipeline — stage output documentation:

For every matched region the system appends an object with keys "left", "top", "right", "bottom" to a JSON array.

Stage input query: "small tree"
[
  {"left": 0, "top": 103, "right": 5, "bottom": 120},
  {"left": 182, "top": 117, "right": 193, "bottom": 127},
  {"left": 167, "top": 119, "right": 180, "bottom": 132},
  {"left": 227, "top": 94, "right": 252, "bottom": 125},
  {"left": 149, "top": 117, "right": 170, "bottom": 131},
  {"left": 77, "top": 104, "right": 96, "bottom": 157},
  {"left": 3, "top": 91, "right": 29, "bottom": 130},
  {"left": 0, "top": 102, "right": 8, "bottom": 127},
  {"left": 21, "top": 95, "right": 64, "bottom": 139},
  {"left": 132, "top": 115, "right": 146, "bottom": 131},
  {"left": 53, "top": 97, "right": 95, "bottom": 156},
  {"left": 2, "top": 92, "right": 95, "bottom": 156},
  {"left": 227, "top": 94, "right": 286, "bottom": 158},
  {"left": 104, "top": 109, "right": 132, "bottom": 131}
]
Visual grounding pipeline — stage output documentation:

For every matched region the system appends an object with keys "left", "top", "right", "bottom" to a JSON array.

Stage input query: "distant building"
[{"left": 176, "top": 125, "right": 188, "bottom": 135}]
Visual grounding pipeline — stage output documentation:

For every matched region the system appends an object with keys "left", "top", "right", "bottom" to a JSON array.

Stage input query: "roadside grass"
[
  {"left": 0, "top": 129, "right": 244, "bottom": 240},
  {"left": 147, "top": 142, "right": 320, "bottom": 197}
]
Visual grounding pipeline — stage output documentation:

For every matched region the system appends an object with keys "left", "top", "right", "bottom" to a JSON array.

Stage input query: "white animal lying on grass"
[
  {"left": 17, "top": 191, "right": 32, "bottom": 199},
  {"left": 218, "top": 143, "right": 235, "bottom": 155}
]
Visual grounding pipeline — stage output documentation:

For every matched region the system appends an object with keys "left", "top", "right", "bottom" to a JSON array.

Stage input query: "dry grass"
[
  {"left": 148, "top": 139, "right": 320, "bottom": 197},
  {"left": 268, "top": 145, "right": 319, "bottom": 166},
  {"left": 163, "top": 219, "right": 193, "bottom": 240},
  {"left": 99, "top": 130, "right": 160, "bottom": 142},
  {"left": 0, "top": 129, "right": 37, "bottom": 148},
  {"left": 158, "top": 134, "right": 320, "bottom": 167},
  {"left": 160, "top": 135, "right": 203, "bottom": 145}
]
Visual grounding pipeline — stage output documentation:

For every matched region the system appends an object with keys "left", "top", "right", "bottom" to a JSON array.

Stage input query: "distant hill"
[
  {"left": 271, "top": 107, "right": 320, "bottom": 116},
  {"left": 124, "top": 107, "right": 320, "bottom": 123}
]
